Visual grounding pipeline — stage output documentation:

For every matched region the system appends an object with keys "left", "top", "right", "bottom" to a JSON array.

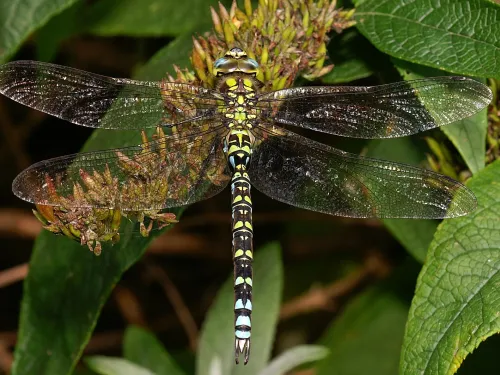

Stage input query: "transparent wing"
[
  {"left": 258, "top": 77, "right": 492, "bottom": 138},
  {"left": 0, "top": 61, "right": 222, "bottom": 129},
  {"left": 249, "top": 126, "right": 476, "bottom": 218},
  {"left": 13, "top": 125, "right": 231, "bottom": 211}
]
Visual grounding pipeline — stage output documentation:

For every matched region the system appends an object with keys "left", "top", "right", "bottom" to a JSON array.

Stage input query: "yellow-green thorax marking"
[{"left": 214, "top": 47, "right": 261, "bottom": 365}]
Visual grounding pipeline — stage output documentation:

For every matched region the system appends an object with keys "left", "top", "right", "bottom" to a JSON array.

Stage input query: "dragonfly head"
[{"left": 213, "top": 47, "right": 260, "bottom": 77}]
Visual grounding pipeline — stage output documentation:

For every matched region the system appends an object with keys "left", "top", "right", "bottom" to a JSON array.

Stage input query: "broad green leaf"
[
  {"left": 400, "top": 160, "right": 500, "bottom": 375},
  {"left": 355, "top": 0, "right": 500, "bottom": 79},
  {"left": 35, "top": 1, "right": 88, "bottom": 62},
  {"left": 321, "top": 29, "right": 378, "bottom": 84},
  {"left": 440, "top": 111, "right": 488, "bottom": 175},
  {"left": 366, "top": 138, "right": 438, "bottom": 262},
  {"left": 316, "top": 260, "right": 420, "bottom": 375},
  {"left": 85, "top": 356, "right": 155, "bottom": 375},
  {"left": 36, "top": 0, "right": 229, "bottom": 62},
  {"left": 394, "top": 59, "right": 489, "bottom": 175},
  {"left": 258, "top": 345, "right": 329, "bottom": 375},
  {"left": 440, "top": 109, "right": 488, "bottom": 175},
  {"left": 383, "top": 218, "right": 436, "bottom": 263},
  {"left": 11, "top": 38, "right": 205, "bottom": 375},
  {"left": 87, "top": 0, "right": 223, "bottom": 36},
  {"left": 0, "top": 0, "right": 80, "bottom": 63},
  {"left": 12, "top": 228, "right": 168, "bottom": 375},
  {"left": 135, "top": 33, "right": 194, "bottom": 81},
  {"left": 123, "top": 326, "right": 186, "bottom": 375},
  {"left": 197, "top": 243, "right": 283, "bottom": 375}
]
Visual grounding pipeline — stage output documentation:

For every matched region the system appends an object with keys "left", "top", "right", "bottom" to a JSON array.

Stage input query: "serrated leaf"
[
  {"left": 123, "top": 326, "right": 186, "bottom": 375},
  {"left": 196, "top": 243, "right": 283, "bottom": 375},
  {"left": 394, "top": 59, "right": 489, "bottom": 175},
  {"left": 85, "top": 356, "right": 155, "bottom": 375},
  {"left": 400, "top": 160, "right": 500, "bottom": 375},
  {"left": 258, "top": 345, "right": 328, "bottom": 375},
  {"left": 0, "top": 0, "right": 80, "bottom": 63},
  {"left": 316, "top": 260, "right": 420, "bottom": 375},
  {"left": 366, "top": 138, "right": 439, "bottom": 262},
  {"left": 11, "top": 38, "right": 203, "bottom": 375},
  {"left": 355, "top": 0, "right": 500, "bottom": 78}
]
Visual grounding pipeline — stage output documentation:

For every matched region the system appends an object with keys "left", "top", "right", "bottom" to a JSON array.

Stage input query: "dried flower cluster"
[
  {"left": 34, "top": 127, "right": 183, "bottom": 255},
  {"left": 171, "top": 0, "right": 354, "bottom": 90}
]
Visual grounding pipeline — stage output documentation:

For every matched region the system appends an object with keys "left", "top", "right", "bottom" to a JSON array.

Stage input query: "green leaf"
[
  {"left": 134, "top": 33, "right": 195, "bottom": 81},
  {"left": 258, "top": 345, "right": 329, "bottom": 375},
  {"left": 123, "top": 326, "right": 186, "bottom": 375},
  {"left": 441, "top": 110, "right": 488, "bottom": 175},
  {"left": 400, "top": 160, "right": 500, "bottom": 375},
  {"left": 85, "top": 356, "right": 155, "bottom": 375},
  {"left": 196, "top": 242, "right": 283, "bottom": 375},
  {"left": 316, "top": 260, "right": 420, "bottom": 375},
  {"left": 355, "top": 0, "right": 500, "bottom": 78},
  {"left": 321, "top": 29, "right": 379, "bottom": 84},
  {"left": 394, "top": 59, "right": 489, "bottom": 175},
  {"left": 366, "top": 138, "right": 438, "bottom": 262},
  {"left": 12, "top": 230, "right": 166, "bottom": 375},
  {"left": 35, "top": 1, "right": 88, "bottom": 62},
  {"left": 36, "top": 0, "right": 229, "bottom": 62},
  {"left": 0, "top": 0, "right": 80, "bottom": 63},
  {"left": 383, "top": 218, "right": 436, "bottom": 263},
  {"left": 86, "top": 0, "right": 223, "bottom": 37},
  {"left": 11, "top": 38, "right": 201, "bottom": 375}
]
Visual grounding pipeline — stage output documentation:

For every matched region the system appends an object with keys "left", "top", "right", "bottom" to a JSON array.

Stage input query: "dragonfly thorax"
[{"left": 219, "top": 74, "right": 258, "bottom": 172}]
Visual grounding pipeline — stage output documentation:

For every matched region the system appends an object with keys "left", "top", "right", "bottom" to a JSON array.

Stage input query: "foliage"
[{"left": 0, "top": 0, "right": 498, "bottom": 374}]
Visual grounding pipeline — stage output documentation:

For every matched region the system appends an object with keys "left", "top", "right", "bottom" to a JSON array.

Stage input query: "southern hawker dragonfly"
[{"left": 0, "top": 47, "right": 492, "bottom": 364}]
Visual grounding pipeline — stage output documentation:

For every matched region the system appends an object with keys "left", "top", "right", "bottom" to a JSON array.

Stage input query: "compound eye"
[
  {"left": 214, "top": 57, "right": 227, "bottom": 69},
  {"left": 247, "top": 58, "right": 259, "bottom": 69}
]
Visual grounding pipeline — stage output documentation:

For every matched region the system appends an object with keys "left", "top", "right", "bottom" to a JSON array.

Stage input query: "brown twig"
[
  {"left": 113, "top": 285, "right": 147, "bottom": 327},
  {"left": 0, "top": 209, "right": 222, "bottom": 259},
  {"left": 280, "top": 252, "right": 389, "bottom": 320},
  {"left": 149, "top": 233, "right": 224, "bottom": 259},
  {"left": 0, "top": 333, "right": 16, "bottom": 347},
  {"left": 0, "top": 263, "right": 29, "bottom": 289},
  {"left": 83, "top": 330, "right": 124, "bottom": 354},
  {"left": 291, "top": 370, "right": 316, "bottom": 375},
  {"left": 0, "top": 209, "right": 42, "bottom": 239},
  {"left": 144, "top": 263, "right": 198, "bottom": 352},
  {"left": 175, "top": 210, "right": 382, "bottom": 230},
  {"left": 0, "top": 340, "right": 13, "bottom": 374}
]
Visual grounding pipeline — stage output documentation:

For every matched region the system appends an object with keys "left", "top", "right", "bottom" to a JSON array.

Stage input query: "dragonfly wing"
[
  {"left": 249, "top": 126, "right": 476, "bottom": 218},
  {"left": 0, "top": 61, "right": 221, "bottom": 129},
  {"left": 13, "top": 126, "right": 231, "bottom": 211},
  {"left": 258, "top": 77, "right": 492, "bottom": 138}
]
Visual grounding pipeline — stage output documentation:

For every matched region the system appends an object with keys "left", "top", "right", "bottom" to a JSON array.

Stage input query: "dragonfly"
[{"left": 0, "top": 47, "right": 492, "bottom": 364}]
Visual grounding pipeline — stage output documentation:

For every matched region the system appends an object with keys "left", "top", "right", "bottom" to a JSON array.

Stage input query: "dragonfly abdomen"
[
  {"left": 231, "top": 168, "right": 253, "bottom": 365},
  {"left": 225, "top": 128, "right": 254, "bottom": 364}
]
